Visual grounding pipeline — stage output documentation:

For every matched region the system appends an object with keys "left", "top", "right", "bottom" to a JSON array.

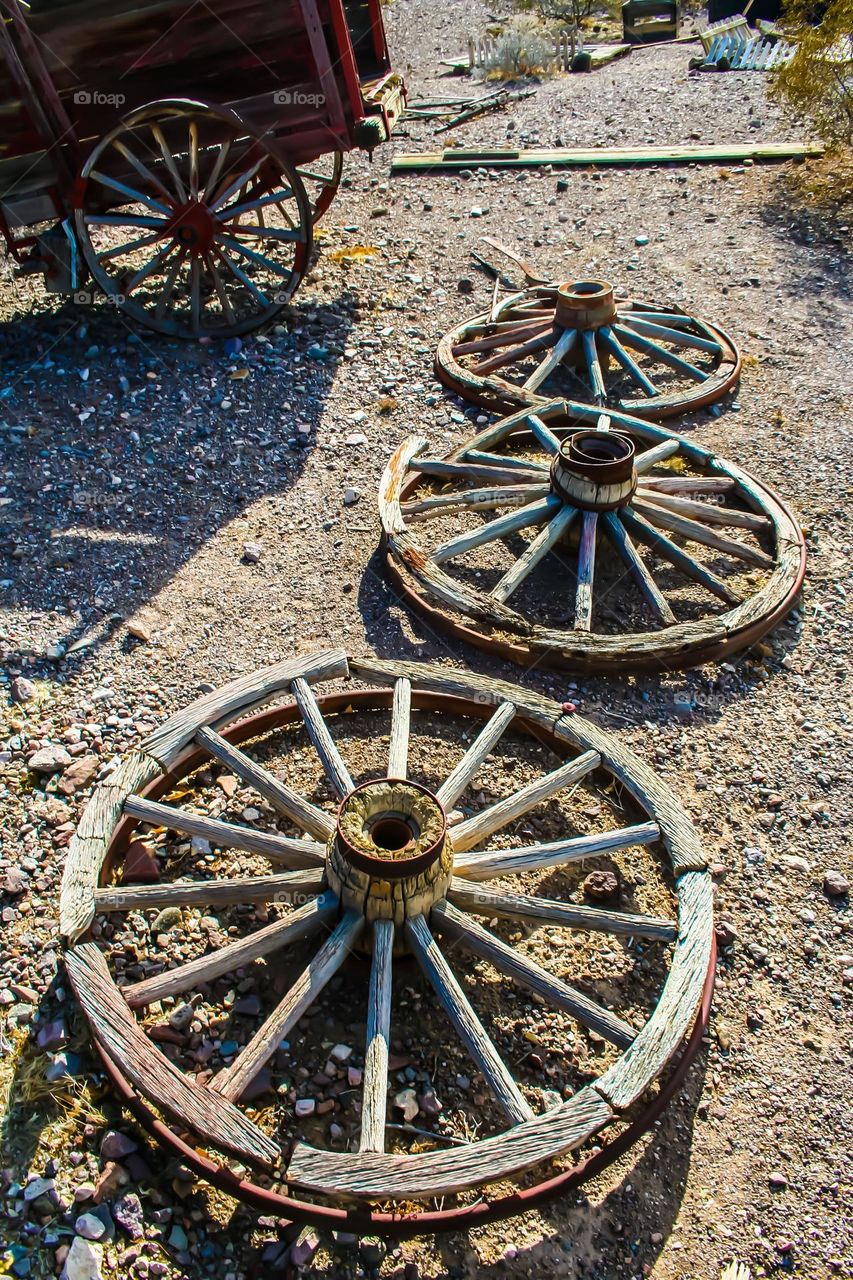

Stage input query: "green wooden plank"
[{"left": 391, "top": 142, "right": 825, "bottom": 173}]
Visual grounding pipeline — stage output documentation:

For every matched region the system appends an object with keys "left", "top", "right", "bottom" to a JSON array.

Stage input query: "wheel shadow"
[
  {"left": 0, "top": 285, "right": 358, "bottom": 675},
  {"left": 758, "top": 165, "right": 852, "bottom": 316}
]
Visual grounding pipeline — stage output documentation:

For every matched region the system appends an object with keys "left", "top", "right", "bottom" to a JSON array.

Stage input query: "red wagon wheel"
[
  {"left": 436, "top": 279, "right": 741, "bottom": 419},
  {"left": 296, "top": 151, "right": 344, "bottom": 224},
  {"left": 61, "top": 653, "right": 713, "bottom": 1231},
  {"left": 74, "top": 99, "right": 312, "bottom": 339}
]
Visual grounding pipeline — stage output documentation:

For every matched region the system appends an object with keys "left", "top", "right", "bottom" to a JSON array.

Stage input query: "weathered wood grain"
[
  {"left": 124, "top": 794, "right": 327, "bottom": 868},
  {"left": 405, "top": 914, "right": 534, "bottom": 1125},
  {"left": 491, "top": 503, "right": 578, "bottom": 604},
  {"left": 453, "top": 820, "right": 660, "bottom": 880},
  {"left": 212, "top": 911, "right": 364, "bottom": 1101},
  {"left": 291, "top": 677, "right": 354, "bottom": 800},
  {"left": 433, "top": 901, "right": 636, "bottom": 1048},
  {"left": 95, "top": 869, "right": 325, "bottom": 913},
  {"left": 123, "top": 891, "right": 338, "bottom": 1007},
  {"left": 64, "top": 942, "right": 279, "bottom": 1168},
  {"left": 619, "top": 506, "right": 742, "bottom": 606},
  {"left": 448, "top": 879, "right": 676, "bottom": 941},
  {"left": 387, "top": 678, "right": 411, "bottom": 779},
  {"left": 431, "top": 495, "right": 561, "bottom": 566},
  {"left": 142, "top": 650, "right": 349, "bottom": 768},
  {"left": 602, "top": 512, "right": 676, "bottom": 625},
  {"left": 360, "top": 918, "right": 394, "bottom": 1152},
  {"left": 436, "top": 700, "right": 517, "bottom": 809},
  {"left": 631, "top": 497, "right": 775, "bottom": 569}
]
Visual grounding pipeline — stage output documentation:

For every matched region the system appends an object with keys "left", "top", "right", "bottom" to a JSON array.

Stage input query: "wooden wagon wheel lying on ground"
[
  {"left": 74, "top": 99, "right": 312, "bottom": 339},
  {"left": 61, "top": 651, "right": 713, "bottom": 1231},
  {"left": 380, "top": 400, "right": 805, "bottom": 674},
  {"left": 435, "top": 278, "right": 741, "bottom": 419}
]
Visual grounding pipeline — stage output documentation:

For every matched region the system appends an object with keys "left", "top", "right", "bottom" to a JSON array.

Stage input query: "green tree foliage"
[{"left": 771, "top": 0, "right": 853, "bottom": 145}]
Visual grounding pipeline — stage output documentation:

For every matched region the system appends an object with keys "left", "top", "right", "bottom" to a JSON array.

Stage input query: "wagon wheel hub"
[
  {"left": 329, "top": 779, "right": 452, "bottom": 931},
  {"left": 550, "top": 427, "right": 638, "bottom": 511},
  {"left": 554, "top": 280, "right": 617, "bottom": 330},
  {"left": 169, "top": 200, "right": 217, "bottom": 253}
]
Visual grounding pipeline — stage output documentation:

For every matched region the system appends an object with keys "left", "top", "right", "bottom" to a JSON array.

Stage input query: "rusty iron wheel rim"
[
  {"left": 435, "top": 281, "right": 741, "bottom": 420},
  {"left": 379, "top": 400, "right": 806, "bottom": 675},
  {"left": 61, "top": 659, "right": 714, "bottom": 1229}
]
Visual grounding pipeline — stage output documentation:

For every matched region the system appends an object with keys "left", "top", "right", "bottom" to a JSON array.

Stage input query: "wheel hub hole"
[{"left": 369, "top": 813, "right": 418, "bottom": 852}]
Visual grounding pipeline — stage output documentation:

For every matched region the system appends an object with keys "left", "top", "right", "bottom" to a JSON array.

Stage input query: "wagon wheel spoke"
[
  {"left": 433, "top": 902, "right": 637, "bottom": 1049},
  {"left": 360, "top": 918, "right": 394, "bottom": 1152},
  {"left": 633, "top": 438, "right": 680, "bottom": 473},
  {"left": 450, "top": 749, "right": 600, "bottom": 853},
  {"left": 448, "top": 880, "right": 677, "bottom": 941},
  {"left": 154, "top": 250, "right": 187, "bottom": 323},
  {"left": 123, "top": 240, "right": 179, "bottom": 295},
  {"left": 123, "top": 890, "right": 338, "bottom": 1009},
  {"left": 525, "top": 412, "right": 562, "bottom": 454},
  {"left": 388, "top": 678, "right": 412, "bottom": 779},
  {"left": 88, "top": 169, "right": 173, "bottom": 217},
  {"left": 188, "top": 120, "right": 200, "bottom": 200},
  {"left": 574, "top": 509, "right": 598, "bottom": 631},
  {"left": 209, "top": 155, "right": 265, "bottom": 213},
  {"left": 462, "top": 449, "right": 550, "bottom": 474},
  {"left": 452, "top": 319, "right": 553, "bottom": 357},
  {"left": 295, "top": 151, "right": 343, "bottom": 224},
  {"left": 602, "top": 510, "right": 676, "bottom": 626},
  {"left": 213, "top": 244, "right": 271, "bottom": 307},
  {"left": 631, "top": 497, "right": 774, "bottom": 568},
  {"left": 291, "top": 677, "right": 354, "bottom": 800},
  {"left": 96, "top": 231, "right": 163, "bottom": 263},
  {"left": 490, "top": 502, "right": 577, "bottom": 604},
  {"left": 150, "top": 123, "right": 187, "bottom": 202},
  {"left": 472, "top": 328, "right": 556, "bottom": 376},
  {"left": 203, "top": 138, "right": 232, "bottom": 203},
  {"left": 212, "top": 911, "right": 364, "bottom": 1101},
  {"left": 581, "top": 329, "right": 607, "bottom": 405},
  {"left": 190, "top": 255, "right": 202, "bottom": 334},
  {"left": 83, "top": 213, "right": 170, "bottom": 231},
  {"left": 598, "top": 325, "right": 658, "bottom": 397},
  {"left": 522, "top": 326, "right": 577, "bottom": 392},
  {"left": 203, "top": 249, "right": 237, "bottom": 326},
  {"left": 221, "top": 187, "right": 298, "bottom": 221},
  {"left": 453, "top": 820, "right": 661, "bottom": 880},
  {"left": 405, "top": 914, "right": 534, "bottom": 1125},
  {"left": 195, "top": 725, "right": 335, "bottom": 840},
  {"left": 122, "top": 793, "right": 327, "bottom": 867},
  {"left": 95, "top": 867, "right": 326, "bottom": 913},
  {"left": 635, "top": 487, "right": 771, "bottom": 532},
  {"left": 436, "top": 700, "right": 517, "bottom": 809},
  {"left": 612, "top": 323, "right": 707, "bottom": 382},
  {"left": 110, "top": 140, "right": 176, "bottom": 207},
  {"left": 430, "top": 495, "right": 562, "bottom": 566},
  {"left": 403, "top": 483, "right": 552, "bottom": 520},
  {"left": 619, "top": 315, "right": 722, "bottom": 356},
  {"left": 619, "top": 506, "right": 743, "bottom": 606}
]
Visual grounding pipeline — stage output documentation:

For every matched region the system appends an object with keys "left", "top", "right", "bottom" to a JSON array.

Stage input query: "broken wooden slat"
[{"left": 391, "top": 143, "right": 824, "bottom": 173}]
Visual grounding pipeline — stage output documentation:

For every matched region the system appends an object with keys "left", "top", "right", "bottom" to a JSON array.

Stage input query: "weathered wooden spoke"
[
  {"left": 406, "top": 914, "right": 534, "bottom": 1125},
  {"left": 454, "top": 820, "right": 660, "bottom": 880},
  {"left": 436, "top": 277, "right": 741, "bottom": 418},
  {"left": 75, "top": 100, "right": 311, "bottom": 338},
  {"left": 213, "top": 911, "right": 365, "bottom": 1101},
  {"left": 295, "top": 150, "right": 343, "bottom": 224},
  {"left": 380, "top": 401, "right": 805, "bottom": 672},
  {"left": 62, "top": 653, "right": 715, "bottom": 1219},
  {"left": 360, "top": 918, "right": 394, "bottom": 1152},
  {"left": 432, "top": 902, "right": 637, "bottom": 1048}
]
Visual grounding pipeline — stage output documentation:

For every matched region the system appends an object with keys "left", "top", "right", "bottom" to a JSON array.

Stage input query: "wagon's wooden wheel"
[
  {"left": 381, "top": 400, "right": 805, "bottom": 674},
  {"left": 61, "top": 652, "right": 713, "bottom": 1226},
  {"left": 74, "top": 99, "right": 312, "bottom": 339},
  {"left": 296, "top": 151, "right": 344, "bottom": 224},
  {"left": 436, "top": 279, "right": 741, "bottom": 419}
]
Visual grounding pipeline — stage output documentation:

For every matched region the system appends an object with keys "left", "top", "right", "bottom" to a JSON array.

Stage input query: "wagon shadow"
[
  {"left": 759, "top": 169, "right": 853, "bottom": 313},
  {"left": 0, "top": 287, "right": 358, "bottom": 674}
]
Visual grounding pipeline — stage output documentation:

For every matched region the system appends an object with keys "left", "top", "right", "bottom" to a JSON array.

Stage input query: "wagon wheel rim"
[
  {"left": 380, "top": 400, "right": 806, "bottom": 674},
  {"left": 295, "top": 151, "right": 344, "bottom": 224},
  {"left": 74, "top": 98, "right": 312, "bottom": 339},
  {"left": 61, "top": 653, "right": 713, "bottom": 1221},
  {"left": 436, "top": 280, "right": 741, "bottom": 420}
]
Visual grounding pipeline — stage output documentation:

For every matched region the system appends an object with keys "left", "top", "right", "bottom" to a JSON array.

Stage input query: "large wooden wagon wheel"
[
  {"left": 296, "top": 151, "right": 344, "bottom": 224},
  {"left": 74, "top": 99, "right": 312, "bottom": 339},
  {"left": 61, "top": 652, "right": 714, "bottom": 1231},
  {"left": 381, "top": 400, "right": 805, "bottom": 674},
  {"left": 436, "top": 279, "right": 741, "bottom": 419}
]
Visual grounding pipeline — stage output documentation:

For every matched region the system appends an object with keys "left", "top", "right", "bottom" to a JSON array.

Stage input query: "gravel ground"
[{"left": 1, "top": 2, "right": 851, "bottom": 1279}]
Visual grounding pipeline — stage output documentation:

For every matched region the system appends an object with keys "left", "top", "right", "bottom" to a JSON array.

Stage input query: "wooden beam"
[{"left": 391, "top": 143, "right": 825, "bottom": 174}]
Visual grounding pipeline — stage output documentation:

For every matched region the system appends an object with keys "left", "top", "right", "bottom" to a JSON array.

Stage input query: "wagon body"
[{"left": 0, "top": 0, "right": 403, "bottom": 229}]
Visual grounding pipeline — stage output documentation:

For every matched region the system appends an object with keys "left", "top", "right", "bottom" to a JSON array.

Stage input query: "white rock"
[
  {"left": 74, "top": 1211, "right": 106, "bottom": 1240},
  {"left": 62, "top": 1236, "right": 103, "bottom": 1280}
]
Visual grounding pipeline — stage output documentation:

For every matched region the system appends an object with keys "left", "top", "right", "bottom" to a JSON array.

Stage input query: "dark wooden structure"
[
  {"left": 0, "top": 0, "right": 405, "bottom": 335},
  {"left": 621, "top": 0, "right": 680, "bottom": 43}
]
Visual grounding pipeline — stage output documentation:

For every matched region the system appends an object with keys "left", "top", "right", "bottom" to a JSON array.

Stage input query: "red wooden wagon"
[{"left": 0, "top": 0, "right": 405, "bottom": 336}]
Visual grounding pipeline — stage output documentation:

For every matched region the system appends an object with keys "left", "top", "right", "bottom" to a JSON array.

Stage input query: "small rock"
[
  {"left": 167, "top": 1224, "right": 188, "bottom": 1251},
  {"left": 343, "top": 487, "right": 361, "bottom": 506},
  {"left": 769, "top": 1170, "right": 789, "bottom": 1190},
  {"left": 61, "top": 1236, "right": 103, "bottom": 1280},
  {"left": 418, "top": 1089, "right": 442, "bottom": 1117},
  {"left": 330, "top": 1044, "right": 352, "bottom": 1064},
  {"left": 583, "top": 869, "right": 620, "bottom": 903},
  {"left": 294, "top": 1098, "right": 316, "bottom": 1118},
  {"left": 167, "top": 1002, "right": 194, "bottom": 1032},
  {"left": 393, "top": 1087, "right": 419, "bottom": 1122},
  {"left": 824, "top": 869, "right": 849, "bottom": 898},
  {"left": 347, "top": 1066, "right": 363, "bottom": 1087},
  {"left": 10, "top": 676, "right": 36, "bottom": 703},
  {"left": 58, "top": 754, "right": 100, "bottom": 796},
  {"left": 359, "top": 1237, "right": 387, "bottom": 1268},
  {"left": 27, "top": 744, "right": 72, "bottom": 774},
  {"left": 99, "top": 1130, "right": 138, "bottom": 1161},
  {"left": 74, "top": 1213, "right": 106, "bottom": 1241},
  {"left": 242, "top": 542, "right": 263, "bottom": 564},
  {"left": 24, "top": 1176, "right": 55, "bottom": 1202},
  {"left": 290, "top": 1229, "right": 320, "bottom": 1268},
  {"left": 456, "top": 278, "right": 475, "bottom": 293},
  {"left": 151, "top": 907, "right": 182, "bottom": 934},
  {"left": 36, "top": 1019, "right": 67, "bottom": 1052},
  {"left": 216, "top": 774, "right": 239, "bottom": 798},
  {"left": 112, "top": 1193, "right": 143, "bottom": 1240},
  {"left": 345, "top": 432, "right": 368, "bottom": 447}
]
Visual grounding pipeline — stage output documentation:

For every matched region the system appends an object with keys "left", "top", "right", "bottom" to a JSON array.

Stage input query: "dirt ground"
[{"left": 1, "top": 2, "right": 852, "bottom": 1279}]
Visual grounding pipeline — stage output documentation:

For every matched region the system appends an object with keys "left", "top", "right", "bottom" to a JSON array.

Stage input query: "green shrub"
[{"left": 771, "top": 0, "right": 853, "bottom": 145}]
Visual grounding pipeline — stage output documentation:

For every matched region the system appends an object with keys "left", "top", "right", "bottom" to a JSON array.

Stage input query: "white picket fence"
[{"left": 467, "top": 29, "right": 578, "bottom": 72}]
